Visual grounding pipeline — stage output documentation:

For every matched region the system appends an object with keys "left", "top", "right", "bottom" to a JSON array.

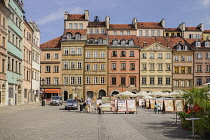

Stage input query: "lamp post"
[{"left": 41, "top": 78, "right": 45, "bottom": 106}]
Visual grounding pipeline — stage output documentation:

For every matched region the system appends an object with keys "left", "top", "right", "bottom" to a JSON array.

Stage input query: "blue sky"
[{"left": 24, "top": 0, "right": 210, "bottom": 44}]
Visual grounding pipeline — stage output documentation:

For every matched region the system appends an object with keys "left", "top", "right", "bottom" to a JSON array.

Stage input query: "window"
[
  {"left": 186, "top": 80, "right": 192, "bottom": 87},
  {"left": 142, "top": 64, "right": 146, "bottom": 70},
  {"left": 112, "top": 77, "right": 116, "bottom": 85},
  {"left": 158, "top": 64, "right": 162, "bottom": 70},
  {"left": 74, "top": 23, "right": 78, "bottom": 29},
  {"left": 150, "top": 64, "right": 154, "bottom": 70},
  {"left": 130, "top": 51, "right": 134, "bottom": 57},
  {"left": 70, "top": 62, "right": 75, "bottom": 69},
  {"left": 197, "top": 53, "right": 202, "bottom": 59},
  {"left": 120, "top": 31, "right": 124, "bottom": 35},
  {"left": 93, "top": 52, "right": 98, "bottom": 58},
  {"left": 2, "top": 37, "right": 5, "bottom": 48},
  {"left": 121, "top": 51, "right": 126, "bottom": 57},
  {"left": 129, "top": 40, "right": 134, "bottom": 46},
  {"left": 77, "top": 48, "right": 82, "bottom": 54},
  {"left": 93, "top": 77, "right": 98, "bottom": 84},
  {"left": 101, "top": 29, "right": 105, "bottom": 34},
  {"left": 157, "top": 30, "right": 160, "bottom": 36},
  {"left": 151, "top": 30, "right": 154, "bottom": 36},
  {"left": 112, "top": 51, "right": 117, "bottom": 57},
  {"left": 174, "top": 80, "right": 178, "bottom": 87},
  {"left": 98, "top": 38, "right": 103, "bottom": 44},
  {"left": 64, "top": 62, "right": 68, "bottom": 69},
  {"left": 150, "top": 78, "right": 154, "bottom": 84},
  {"left": 93, "top": 64, "right": 98, "bottom": 71},
  {"left": 196, "top": 42, "right": 201, "bottom": 47},
  {"left": 100, "top": 52, "right": 105, "bottom": 58},
  {"left": 150, "top": 53, "right": 154, "bottom": 59},
  {"left": 142, "top": 77, "right": 146, "bottom": 84},
  {"left": 177, "top": 46, "right": 181, "bottom": 51},
  {"left": 71, "top": 77, "right": 75, "bottom": 84},
  {"left": 196, "top": 34, "right": 200, "bottom": 39},
  {"left": 64, "top": 48, "right": 68, "bottom": 55},
  {"left": 75, "top": 33, "right": 81, "bottom": 40},
  {"left": 158, "top": 78, "right": 162, "bottom": 85},
  {"left": 121, "top": 77, "right": 126, "bottom": 85},
  {"left": 54, "top": 66, "right": 59, "bottom": 72},
  {"left": 113, "top": 40, "right": 118, "bottom": 45},
  {"left": 197, "top": 65, "right": 202, "bottom": 72},
  {"left": 100, "top": 64, "right": 105, "bottom": 71},
  {"left": 187, "top": 67, "right": 191, "bottom": 73},
  {"left": 95, "top": 29, "right": 99, "bottom": 34},
  {"left": 189, "top": 34, "right": 194, "bottom": 39},
  {"left": 206, "top": 53, "right": 210, "bottom": 59},
  {"left": 79, "top": 23, "right": 83, "bottom": 29},
  {"left": 121, "top": 40, "right": 126, "bottom": 45},
  {"left": 69, "top": 23, "right": 72, "bottom": 29},
  {"left": 46, "top": 77, "right": 51, "bottom": 85},
  {"left": 46, "top": 66, "right": 51, "bottom": 72},
  {"left": 46, "top": 53, "right": 50, "bottom": 59},
  {"left": 188, "top": 56, "right": 192, "bottom": 61},
  {"left": 113, "top": 31, "right": 117, "bottom": 35},
  {"left": 206, "top": 65, "right": 210, "bottom": 72},
  {"left": 145, "top": 30, "right": 148, "bottom": 36},
  {"left": 64, "top": 77, "right": 68, "bottom": 85},
  {"left": 166, "top": 78, "right": 170, "bottom": 85},
  {"left": 205, "top": 41, "right": 209, "bottom": 47},
  {"left": 196, "top": 78, "right": 202, "bottom": 86},
  {"left": 2, "top": 59, "right": 5, "bottom": 73},
  {"left": 54, "top": 53, "right": 58, "bottom": 59},
  {"left": 121, "top": 63, "right": 126, "bottom": 70},
  {"left": 70, "top": 48, "right": 75, "bottom": 55},
  {"left": 181, "top": 67, "right": 185, "bottom": 73},
  {"left": 127, "top": 31, "right": 130, "bottom": 35},
  {"left": 166, "top": 64, "right": 170, "bottom": 70},
  {"left": 100, "top": 77, "right": 105, "bottom": 84},
  {"left": 78, "top": 62, "right": 82, "bottom": 69},
  {"left": 174, "top": 56, "right": 179, "bottom": 61},
  {"left": 206, "top": 78, "right": 210, "bottom": 83},
  {"left": 112, "top": 63, "right": 116, "bottom": 70},
  {"left": 130, "top": 77, "right": 135, "bottom": 85},
  {"left": 66, "top": 33, "right": 72, "bottom": 39},
  {"left": 142, "top": 53, "right": 146, "bottom": 58},
  {"left": 158, "top": 53, "right": 162, "bottom": 58},
  {"left": 78, "top": 77, "right": 82, "bottom": 85},
  {"left": 180, "top": 80, "right": 185, "bottom": 87},
  {"left": 175, "top": 67, "right": 179, "bottom": 73},
  {"left": 184, "top": 46, "right": 188, "bottom": 50},
  {"left": 86, "top": 52, "right": 91, "bottom": 58},
  {"left": 89, "top": 29, "right": 93, "bottom": 34},
  {"left": 181, "top": 56, "right": 185, "bottom": 61},
  {"left": 54, "top": 77, "right": 59, "bottom": 85},
  {"left": 86, "top": 64, "right": 90, "bottom": 71},
  {"left": 139, "top": 30, "right": 142, "bottom": 36},
  {"left": 130, "top": 63, "right": 135, "bottom": 70}
]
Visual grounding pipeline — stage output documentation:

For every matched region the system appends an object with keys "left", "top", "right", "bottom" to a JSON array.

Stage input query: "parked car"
[
  {"left": 65, "top": 99, "right": 78, "bottom": 110},
  {"left": 50, "top": 96, "right": 63, "bottom": 106}
]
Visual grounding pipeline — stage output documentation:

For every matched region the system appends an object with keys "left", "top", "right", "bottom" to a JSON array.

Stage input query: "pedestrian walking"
[{"left": 86, "top": 97, "right": 92, "bottom": 113}]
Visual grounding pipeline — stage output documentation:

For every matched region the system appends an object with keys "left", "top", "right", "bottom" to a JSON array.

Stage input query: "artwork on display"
[
  {"left": 102, "top": 96, "right": 111, "bottom": 104},
  {"left": 139, "top": 99, "right": 145, "bottom": 106},
  {"left": 117, "top": 100, "right": 127, "bottom": 112},
  {"left": 146, "top": 99, "right": 150, "bottom": 108},
  {"left": 96, "top": 99, "right": 102, "bottom": 105},
  {"left": 156, "top": 98, "right": 164, "bottom": 110},
  {"left": 164, "top": 99, "right": 174, "bottom": 112},
  {"left": 101, "top": 103, "right": 111, "bottom": 111},
  {"left": 174, "top": 99, "right": 184, "bottom": 112},
  {"left": 149, "top": 99, "right": 156, "bottom": 109},
  {"left": 127, "top": 99, "right": 137, "bottom": 112}
]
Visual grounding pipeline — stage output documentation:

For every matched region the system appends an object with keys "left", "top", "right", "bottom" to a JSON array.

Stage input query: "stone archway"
[
  {"left": 98, "top": 90, "right": 106, "bottom": 99},
  {"left": 64, "top": 91, "right": 68, "bottom": 101},
  {"left": 111, "top": 91, "right": 119, "bottom": 96},
  {"left": 87, "top": 91, "right": 93, "bottom": 98}
]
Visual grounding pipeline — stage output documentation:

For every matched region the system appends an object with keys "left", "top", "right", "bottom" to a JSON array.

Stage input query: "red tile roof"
[
  {"left": 108, "top": 35, "right": 139, "bottom": 46},
  {"left": 40, "top": 36, "right": 62, "bottom": 49},
  {"left": 184, "top": 39, "right": 205, "bottom": 48},
  {"left": 137, "top": 37, "right": 169, "bottom": 47},
  {"left": 137, "top": 22, "right": 163, "bottom": 29},
  {"left": 88, "top": 21, "right": 106, "bottom": 26},
  {"left": 87, "top": 34, "right": 107, "bottom": 40},
  {"left": 67, "top": 14, "right": 85, "bottom": 20},
  {"left": 165, "top": 37, "right": 188, "bottom": 49},
  {"left": 109, "top": 24, "right": 134, "bottom": 29},
  {"left": 185, "top": 27, "right": 200, "bottom": 31},
  {"left": 165, "top": 28, "right": 181, "bottom": 32},
  {"left": 204, "top": 30, "right": 210, "bottom": 33},
  {"left": 64, "top": 29, "right": 87, "bottom": 35}
]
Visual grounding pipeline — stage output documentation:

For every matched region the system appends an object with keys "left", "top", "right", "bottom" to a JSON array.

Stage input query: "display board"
[
  {"left": 174, "top": 99, "right": 184, "bottom": 112},
  {"left": 145, "top": 99, "right": 150, "bottom": 108},
  {"left": 101, "top": 103, "right": 111, "bottom": 111},
  {"left": 102, "top": 96, "right": 111, "bottom": 103},
  {"left": 127, "top": 99, "right": 137, "bottom": 112},
  {"left": 149, "top": 99, "right": 156, "bottom": 109},
  {"left": 164, "top": 99, "right": 174, "bottom": 112},
  {"left": 155, "top": 98, "right": 164, "bottom": 110},
  {"left": 117, "top": 100, "right": 127, "bottom": 112},
  {"left": 139, "top": 99, "right": 145, "bottom": 106}
]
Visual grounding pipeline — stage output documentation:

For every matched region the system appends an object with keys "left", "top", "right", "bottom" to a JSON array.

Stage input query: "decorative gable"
[{"left": 142, "top": 42, "right": 171, "bottom": 51}]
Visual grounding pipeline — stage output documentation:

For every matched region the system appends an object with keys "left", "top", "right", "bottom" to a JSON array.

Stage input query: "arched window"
[
  {"left": 121, "top": 39, "right": 126, "bottom": 46},
  {"left": 66, "top": 32, "right": 72, "bottom": 39},
  {"left": 128, "top": 39, "right": 134, "bottom": 46},
  {"left": 75, "top": 33, "right": 81, "bottom": 40},
  {"left": 89, "top": 38, "right": 95, "bottom": 44},
  {"left": 113, "top": 39, "right": 118, "bottom": 46},
  {"left": 98, "top": 38, "right": 103, "bottom": 44}
]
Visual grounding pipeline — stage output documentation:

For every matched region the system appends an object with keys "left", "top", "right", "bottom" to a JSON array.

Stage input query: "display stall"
[
  {"left": 101, "top": 97, "right": 112, "bottom": 112},
  {"left": 149, "top": 99, "right": 156, "bottom": 109},
  {"left": 174, "top": 99, "right": 184, "bottom": 112},
  {"left": 139, "top": 99, "right": 145, "bottom": 107},
  {"left": 164, "top": 99, "right": 174, "bottom": 112},
  {"left": 117, "top": 99, "right": 127, "bottom": 113},
  {"left": 145, "top": 99, "right": 150, "bottom": 109},
  {"left": 127, "top": 99, "right": 137, "bottom": 114}
]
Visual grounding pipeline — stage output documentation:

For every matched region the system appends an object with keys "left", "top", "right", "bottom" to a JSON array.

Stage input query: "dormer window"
[
  {"left": 205, "top": 41, "right": 209, "bottom": 47},
  {"left": 66, "top": 33, "right": 72, "bottom": 39},
  {"left": 121, "top": 39, "right": 126, "bottom": 46},
  {"left": 128, "top": 40, "right": 134, "bottom": 46},
  {"left": 98, "top": 38, "right": 103, "bottom": 44},
  {"left": 113, "top": 39, "right": 118, "bottom": 46},
  {"left": 184, "top": 46, "right": 188, "bottom": 50},
  {"left": 75, "top": 33, "right": 81, "bottom": 40},
  {"left": 89, "top": 38, "right": 95, "bottom": 44},
  {"left": 177, "top": 45, "right": 181, "bottom": 51},
  {"left": 196, "top": 41, "right": 201, "bottom": 47}
]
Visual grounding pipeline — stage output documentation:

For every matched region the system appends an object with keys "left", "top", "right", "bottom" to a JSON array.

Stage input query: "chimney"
[
  {"left": 105, "top": 16, "right": 110, "bottom": 29},
  {"left": 160, "top": 19, "right": 165, "bottom": 28},
  {"left": 64, "top": 11, "right": 69, "bottom": 20},
  {"left": 197, "top": 23, "right": 204, "bottom": 32},
  {"left": 84, "top": 10, "right": 89, "bottom": 20},
  {"left": 178, "top": 22, "right": 186, "bottom": 31},
  {"left": 132, "top": 17, "right": 137, "bottom": 29}
]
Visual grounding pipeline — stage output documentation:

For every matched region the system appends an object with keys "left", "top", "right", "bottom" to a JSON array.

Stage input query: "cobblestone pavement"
[{"left": 0, "top": 103, "right": 203, "bottom": 140}]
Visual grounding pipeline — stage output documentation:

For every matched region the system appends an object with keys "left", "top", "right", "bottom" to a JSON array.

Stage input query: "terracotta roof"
[
  {"left": 64, "top": 29, "right": 87, "bottom": 35},
  {"left": 109, "top": 24, "right": 134, "bottom": 29},
  {"left": 108, "top": 35, "right": 139, "bottom": 46},
  {"left": 87, "top": 34, "right": 107, "bottom": 40},
  {"left": 185, "top": 27, "right": 200, "bottom": 31},
  {"left": 67, "top": 14, "right": 85, "bottom": 20},
  {"left": 204, "top": 30, "right": 210, "bottom": 33},
  {"left": 165, "top": 37, "right": 188, "bottom": 49},
  {"left": 88, "top": 21, "right": 106, "bottom": 26},
  {"left": 40, "top": 36, "right": 62, "bottom": 49},
  {"left": 184, "top": 39, "right": 206, "bottom": 48},
  {"left": 137, "top": 37, "right": 169, "bottom": 47},
  {"left": 137, "top": 22, "right": 163, "bottom": 29},
  {"left": 165, "top": 28, "right": 181, "bottom": 32}
]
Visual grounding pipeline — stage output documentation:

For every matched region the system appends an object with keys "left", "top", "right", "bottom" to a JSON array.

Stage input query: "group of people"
[{"left": 80, "top": 97, "right": 102, "bottom": 114}]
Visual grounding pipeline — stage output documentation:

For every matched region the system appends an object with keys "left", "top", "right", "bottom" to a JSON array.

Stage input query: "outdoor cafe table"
[{"left": 185, "top": 118, "right": 201, "bottom": 138}]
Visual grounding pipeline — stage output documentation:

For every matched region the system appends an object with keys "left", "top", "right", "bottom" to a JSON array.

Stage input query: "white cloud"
[{"left": 201, "top": 0, "right": 210, "bottom": 6}]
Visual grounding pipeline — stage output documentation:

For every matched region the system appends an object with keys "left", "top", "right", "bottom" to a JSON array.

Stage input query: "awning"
[{"left": 44, "top": 89, "right": 60, "bottom": 93}]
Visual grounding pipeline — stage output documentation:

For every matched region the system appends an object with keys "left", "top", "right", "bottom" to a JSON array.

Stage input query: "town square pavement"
[{"left": 0, "top": 102, "right": 203, "bottom": 140}]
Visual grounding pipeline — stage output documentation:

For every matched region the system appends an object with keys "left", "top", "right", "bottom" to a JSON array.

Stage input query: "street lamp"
[{"left": 41, "top": 78, "right": 45, "bottom": 106}]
